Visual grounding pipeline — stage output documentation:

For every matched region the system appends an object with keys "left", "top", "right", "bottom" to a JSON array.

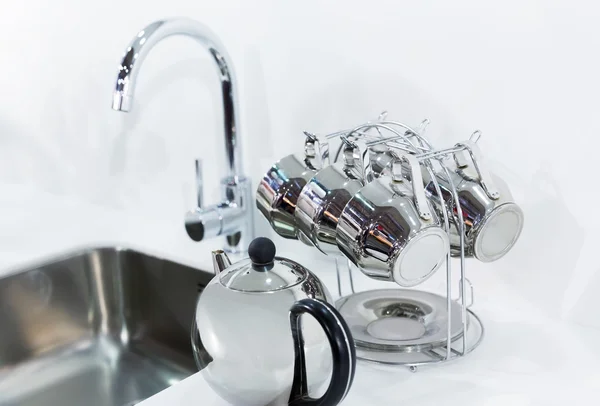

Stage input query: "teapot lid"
[{"left": 219, "top": 237, "right": 309, "bottom": 293}]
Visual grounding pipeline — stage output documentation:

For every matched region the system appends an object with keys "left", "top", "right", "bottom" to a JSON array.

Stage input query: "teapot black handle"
[{"left": 288, "top": 298, "right": 356, "bottom": 406}]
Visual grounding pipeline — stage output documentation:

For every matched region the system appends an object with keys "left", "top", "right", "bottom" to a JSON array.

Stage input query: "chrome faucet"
[{"left": 111, "top": 17, "right": 254, "bottom": 253}]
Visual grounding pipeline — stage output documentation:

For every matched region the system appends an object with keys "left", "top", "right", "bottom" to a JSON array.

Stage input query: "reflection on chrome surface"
[{"left": 0, "top": 247, "right": 213, "bottom": 406}]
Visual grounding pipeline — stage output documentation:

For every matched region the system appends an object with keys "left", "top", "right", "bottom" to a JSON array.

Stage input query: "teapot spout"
[{"left": 212, "top": 250, "right": 232, "bottom": 275}]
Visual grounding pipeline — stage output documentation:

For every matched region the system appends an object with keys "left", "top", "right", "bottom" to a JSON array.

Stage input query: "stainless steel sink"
[{"left": 0, "top": 247, "right": 213, "bottom": 406}]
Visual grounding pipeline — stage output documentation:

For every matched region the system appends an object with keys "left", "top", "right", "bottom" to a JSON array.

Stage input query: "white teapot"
[{"left": 191, "top": 237, "right": 356, "bottom": 406}]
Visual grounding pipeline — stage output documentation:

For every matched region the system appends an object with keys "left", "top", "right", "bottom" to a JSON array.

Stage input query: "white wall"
[{"left": 1, "top": 1, "right": 599, "bottom": 327}]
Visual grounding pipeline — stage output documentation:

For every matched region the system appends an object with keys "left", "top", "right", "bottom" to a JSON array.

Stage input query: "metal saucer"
[
  {"left": 355, "top": 309, "right": 483, "bottom": 367},
  {"left": 336, "top": 289, "right": 465, "bottom": 353}
]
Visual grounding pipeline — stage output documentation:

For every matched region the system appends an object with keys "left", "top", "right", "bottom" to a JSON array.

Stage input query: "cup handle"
[
  {"left": 340, "top": 136, "right": 366, "bottom": 180},
  {"left": 304, "top": 132, "right": 330, "bottom": 169},
  {"left": 391, "top": 153, "right": 432, "bottom": 221},
  {"left": 288, "top": 298, "right": 356, "bottom": 406},
  {"left": 453, "top": 140, "right": 500, "bottom": 200}
]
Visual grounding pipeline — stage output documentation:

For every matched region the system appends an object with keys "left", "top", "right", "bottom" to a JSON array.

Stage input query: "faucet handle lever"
[{"left": 195, "top": 158, "right": 203, "bottom": 208}]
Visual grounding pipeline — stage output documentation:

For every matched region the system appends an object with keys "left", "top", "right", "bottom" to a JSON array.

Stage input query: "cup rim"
[
  {"left": 471, "top": 201, "right": 524, "bottom": 262},
  {"left": 391, "top": 226, "right": 450, "bottom": 287}
]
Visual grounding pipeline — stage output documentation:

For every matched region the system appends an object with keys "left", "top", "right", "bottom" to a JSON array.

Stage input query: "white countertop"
[{"left": 2, "top": 185, "right": 600, "bottom": 406}]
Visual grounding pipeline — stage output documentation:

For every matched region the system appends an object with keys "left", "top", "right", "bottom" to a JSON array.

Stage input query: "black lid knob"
[{"left": 248, "top": 237, "right": 276, "bottom": 265}]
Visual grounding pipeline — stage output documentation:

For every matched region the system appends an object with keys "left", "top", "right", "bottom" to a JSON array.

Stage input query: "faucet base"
[{"left": 222, "top": 176, "right": 255, "bottom": 254}]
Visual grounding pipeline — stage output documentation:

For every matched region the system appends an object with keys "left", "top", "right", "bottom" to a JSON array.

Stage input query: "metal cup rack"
[{"left": 309, "top": 112, "right": 485, "bottom": 371}]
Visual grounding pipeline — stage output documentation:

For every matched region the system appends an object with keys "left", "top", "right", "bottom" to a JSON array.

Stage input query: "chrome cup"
[
  {"left": 256, "top": 135, "right": 329, "bottom": 239},
  {"left": 336, "top": 153, "right": 449, "bottom": 287},
  {"left": 295, "top": 139, "right": 365, "bottom": 255},
  {"left": 424, "top": 140, "right": 524, "bottom": 262}
]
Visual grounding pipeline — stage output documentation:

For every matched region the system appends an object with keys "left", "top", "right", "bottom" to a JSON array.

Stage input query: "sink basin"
[{"left": 0, "top": 247, "right": 213, "bottom": 406}]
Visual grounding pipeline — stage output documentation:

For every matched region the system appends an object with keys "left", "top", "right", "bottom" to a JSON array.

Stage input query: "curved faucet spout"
[
  {"left": 111, "top": 18, "right": 254, "bottom": 253},
  {"left": 112, "top": 17, "right": 242, "bottom": 180}
]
